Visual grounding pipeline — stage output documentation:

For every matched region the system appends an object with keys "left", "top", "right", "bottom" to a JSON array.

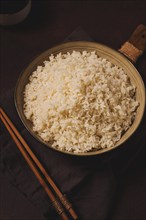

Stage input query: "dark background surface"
[{"left": 0, "top": 1, "right": 146, "bottom": 220}]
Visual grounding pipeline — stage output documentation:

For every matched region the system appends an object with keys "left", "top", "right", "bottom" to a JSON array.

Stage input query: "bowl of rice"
[{"left": 15, "top": 41, "right": 145, "bottom": 155}]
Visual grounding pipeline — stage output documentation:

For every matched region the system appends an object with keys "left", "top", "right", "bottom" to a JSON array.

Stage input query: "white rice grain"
[{"left": 23, "top": 51, "right": 139, "bottom": 153}]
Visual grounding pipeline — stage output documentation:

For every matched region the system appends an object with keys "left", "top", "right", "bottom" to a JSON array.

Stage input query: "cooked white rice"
[{"left": 24, "top": 51, "right": 139, "bottom": 153}]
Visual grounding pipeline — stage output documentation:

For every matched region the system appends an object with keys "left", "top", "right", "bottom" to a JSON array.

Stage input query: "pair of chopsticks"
[{"left": 0, "top": 107, "right": 78, "bottom": 220}]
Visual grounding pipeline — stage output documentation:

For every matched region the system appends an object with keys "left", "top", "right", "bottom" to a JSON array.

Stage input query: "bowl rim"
[{"left": 14, "top": 41, "right": 146, "bottom": 156}]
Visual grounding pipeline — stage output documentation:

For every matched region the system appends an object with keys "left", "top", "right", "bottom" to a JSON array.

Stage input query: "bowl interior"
[{"left": 15, "top": 41, "right": 145, "bottom": 156}]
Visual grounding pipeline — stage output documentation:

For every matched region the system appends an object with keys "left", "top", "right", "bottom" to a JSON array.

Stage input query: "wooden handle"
[{"left": 119, "top": 24, "right": 146, "bottom": 63}]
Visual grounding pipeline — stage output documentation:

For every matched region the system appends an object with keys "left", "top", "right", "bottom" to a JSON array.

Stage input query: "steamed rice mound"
[{"left": 24, "top": 51, "right": 139, "bottom": 153}]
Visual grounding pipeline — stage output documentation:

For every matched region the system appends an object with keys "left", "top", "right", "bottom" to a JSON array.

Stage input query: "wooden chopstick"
[
  {"left": 0, "top": 107, "right": 78, "bottom": 220},
  {"left": 0, "top": 110, "right": 68, "bottom": 220}
]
